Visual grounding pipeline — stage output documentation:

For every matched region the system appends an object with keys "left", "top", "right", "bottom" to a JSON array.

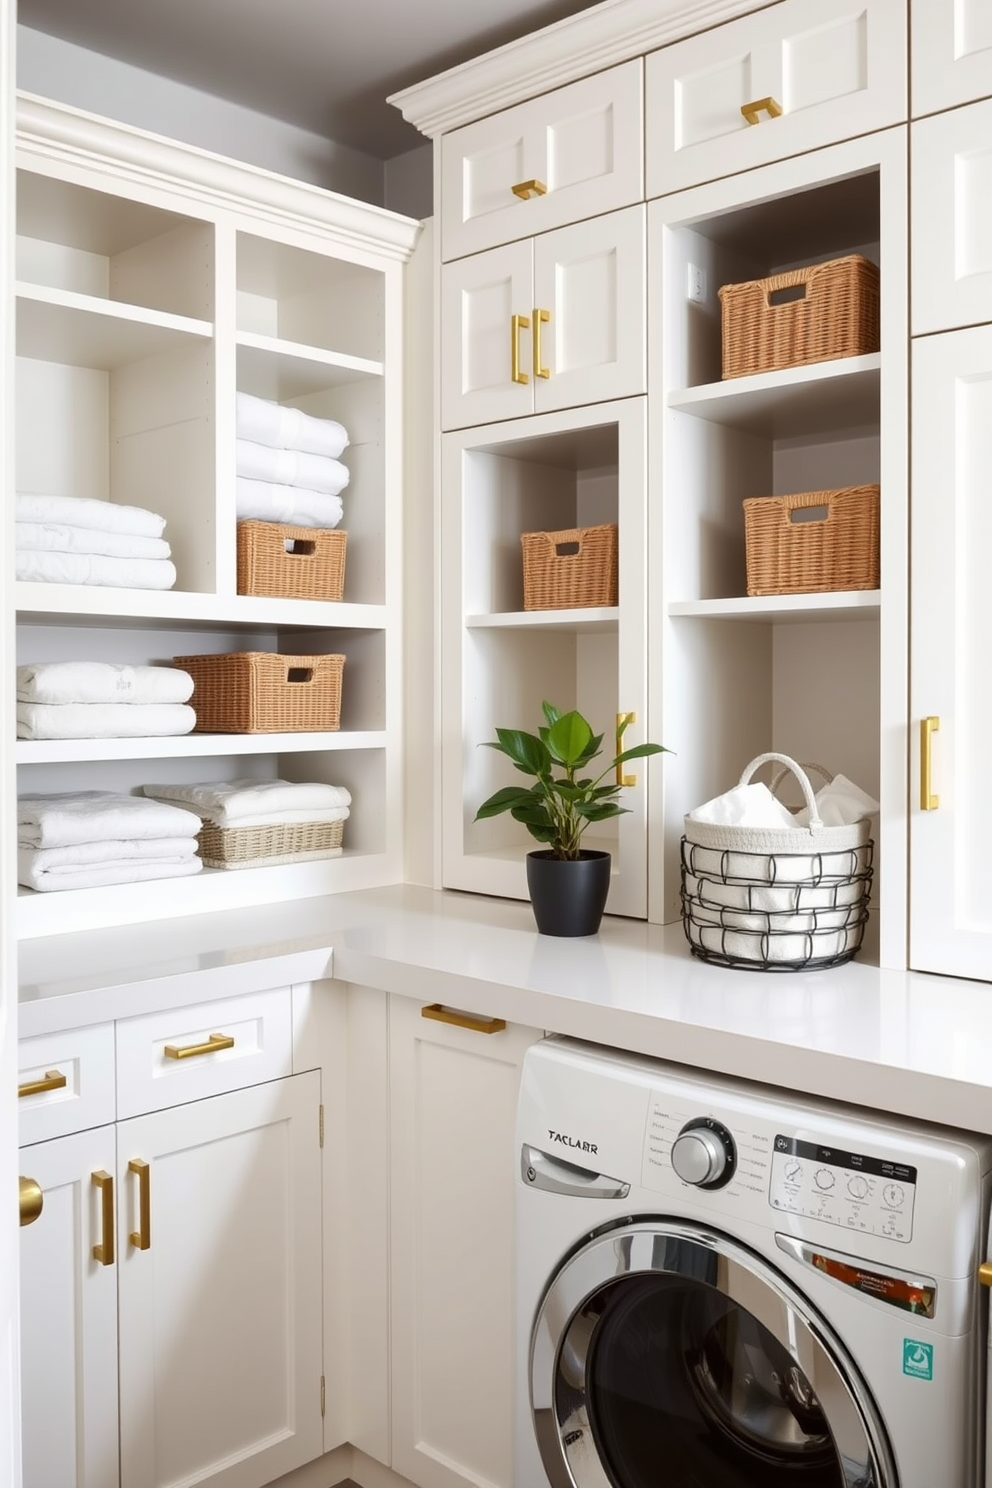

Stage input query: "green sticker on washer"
[{"left": 902, "top": 1339, "right": 933, "bottom": 1379}]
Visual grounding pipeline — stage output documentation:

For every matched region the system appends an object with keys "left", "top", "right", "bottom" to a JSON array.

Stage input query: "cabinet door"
[
  {"left": 441, "top": 240, "right": 533, "bottom": 430},
  {"left": 912, "top": 99, "right": 992, "bottom": 336},
  {"left": 912, "top": 0, "right": 992, "bottom": 115},
  {"left": 646, "top": 0, "right": 907, "bottom": 197},
  {"left": 389, "top": 996, "right": 543, "bottom": 1488},
  {"left": 534, "top": 206, "right": 646, "bottom": 415},
  {"left": 117, "top": 1074, "right": 323, "bottom": 1488},
  {"left": 440, "top": 59, "right": 643, "bottom": 262},
  {"left": 910, "top": 326, "right": 992, "bottom": 980},
  {"left": 20, "top": 1126, "right": 120, "bottom": 1488}
]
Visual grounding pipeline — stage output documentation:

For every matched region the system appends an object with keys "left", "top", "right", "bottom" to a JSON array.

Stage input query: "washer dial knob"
[{"left": 671, "top": 1119, "right": 736, "bottom": 1189}]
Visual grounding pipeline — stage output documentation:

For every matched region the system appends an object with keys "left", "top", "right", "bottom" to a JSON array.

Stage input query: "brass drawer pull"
[
  {"left": 19, "top": 1176, "right": 43, "bottom": 1228},
  {"left": 18, "top": 1068, "right": 67, "bottom": 1098},
  {"left": 512, "top": 178, "right": 547, "bottom": 200},
  {"left": 92, "top": 1171, "right": 115, "bottom": 1266},
  {"left": 979, "top": 1262, "right": 992, "bottom": 1287},
  {"left": 163, "top": 1032, "right": 235, "bottom": 1061},
  {"left": 920, "top": 716, "right": 940, "bottom": 811},
  {"left": 511, "top": 312, "right": 530, "bottom": 385},
  {"left": 421, "top": 1004, "right": 506, "bottom": 1036},
  {"left": 129, "top": 1159, "right": 150, "bottom": 1251},
  {"left": 616, "top": 711, "right": 637, "bottom": 787},
  {"left": 741, "top": 96, "right": 783, "bottom": 126},
  {"left": 533, "top": 306, "right": 551, "bottom": 380}
]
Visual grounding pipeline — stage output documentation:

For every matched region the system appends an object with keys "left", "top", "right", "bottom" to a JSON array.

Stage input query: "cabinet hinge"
[
  {"left": 319, "top": 1104, "right": 325, "bottom": 1148},
  {"left": 320, "top": 1375, "right": 326, "bottom": 1417}
]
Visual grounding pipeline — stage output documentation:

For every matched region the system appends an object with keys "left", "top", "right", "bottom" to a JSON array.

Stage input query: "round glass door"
[{"left": 530, "top": 1221, "right": 894, "bottom": 1488}]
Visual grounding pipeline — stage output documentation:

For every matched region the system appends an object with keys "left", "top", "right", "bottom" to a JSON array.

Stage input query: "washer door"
[{"left": 531, "top": 1220, "right": 895, "bottom": 1488}]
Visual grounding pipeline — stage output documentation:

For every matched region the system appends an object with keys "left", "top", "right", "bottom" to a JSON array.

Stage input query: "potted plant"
[{"left": 474, "top": 702, "right": 669, "bottom": 936}]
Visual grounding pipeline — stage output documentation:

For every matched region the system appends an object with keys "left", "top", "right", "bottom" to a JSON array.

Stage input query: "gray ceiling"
[{"left": 17, "top": 0, "right": 605, "bottom": 159}]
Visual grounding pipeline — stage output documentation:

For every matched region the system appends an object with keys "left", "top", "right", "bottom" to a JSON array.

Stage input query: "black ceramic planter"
[{"left": 526, "top": 849, "right": 612, "bottom": 937}]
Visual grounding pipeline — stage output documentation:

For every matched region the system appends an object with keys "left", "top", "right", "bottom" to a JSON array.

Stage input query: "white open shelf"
[
  {"left": 16, "top": 730, "right": 387, "bottom": 764},
  {"left": 15, "top": 584, "right": 386, "bottom": 633},
  {"left": 668, "top": 354, "right": 881, "bottom": 437},
  {"left": 16, "top": 283, "right": 212, "bottom": 367},
  {"left": 236, "top": 333, "right": 383, "bottom": 400},
  {"left": 669, "top": 591, "right": 881, "bottom": 622},
  {"left": 466, "top": 607, "right": 619, "bottom": 633}
]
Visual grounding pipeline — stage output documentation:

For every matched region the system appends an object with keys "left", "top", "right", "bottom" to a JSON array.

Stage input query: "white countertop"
[{"left": 18, "top": 883, "right": 992, "bottom": 1134}]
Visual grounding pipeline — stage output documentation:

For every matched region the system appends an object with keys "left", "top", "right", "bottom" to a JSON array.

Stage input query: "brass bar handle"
[
  {"left": 19, "top": 1176, "right": 43, "bottom": 1228},
  {"left": 129, "top": 1159, "right": 150, "bottom": 1251},
  {"left": 920, "top": 716, "right": 940, "bottom": 811},
  {"left": 511, "top": 313, "right": 530, "bottom": 385},
  {"left": 533, "top": 307, "right": 551, "bottom": 379},
  {"left": 163, "top": 1032, "right": 234, "bottom": 1061},
  {"left": 979, "top": 1261, "right": 992, "bottom": 1287},
  {"left": 92, "top": 1171, "right": 115, "bottom": 1266},
  {"left": 511, "top": 178, "right": 547, "bottom": 200},
  {"left": 741, "top": 95, "right": 783, "bottom": 126},
  {"left": 421, "top": 1004, "right": 506, "bottom": 1036},
  {"left": 616, "top": 711, "right": 637, "bottom": 788},
  {"left": 18, "top": 1068, "right": 67, "bottom": 1099}
]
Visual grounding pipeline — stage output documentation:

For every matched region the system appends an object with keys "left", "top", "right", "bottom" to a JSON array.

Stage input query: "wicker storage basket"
[
  {"left": 743, "top": 485, "right": 879, "bottom": 597},
  {"left": 237, "top": 521, "right": 346, "bottom": 601},
  {"left": 175, "top": 651, "right": 345, "bottom": 733},
  {"left": 521, "top": 523, "right": 618, "bottom": 610},
  {"left": 680, "top": 754, "right": 873, "bottom": 971},
  {"left": 198, "top": 818, "right": 344, "bottom": 868},
  {"left": 718, "top": 254, "right": 879, "bottom": 380}
]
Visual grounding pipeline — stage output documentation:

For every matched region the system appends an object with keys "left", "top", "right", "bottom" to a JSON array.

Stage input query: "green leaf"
[
  {"left": 614, "top": 742, "right": 669, "bottom": 765},
  {"left": 575, "top": 731, "right": 604, "bottom": 765},
  {"left": 575, "top": 801, "right": 629, "bottom": 821},
  {"left": 474, "top": 786, "right": 539, "bottom": 820},
  {"left": 541, "top": 701, "right": 563, "bottom": 728},
  {"left": 521, "top": 821, "right": 557, "bottom": 844},
  {"left": 546, "top": 710, "right": 592, "bottom": 766},
  {"left": 491, "top": 728, "right": 551, "bottom": 776},
  {"left": 510, "top": 802, "right": 555, "bottom": 828}
]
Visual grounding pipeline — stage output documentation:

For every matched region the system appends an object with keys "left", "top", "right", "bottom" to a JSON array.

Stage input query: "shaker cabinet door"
[
  {"left": 911, "top": 0, "right": 992, "bottom": 115},
  {"left": 441, "top": 240, "right": 534, "bottom": 430},
  {"left": 912, "top": 99, "right": 992, "bottom": 335}
]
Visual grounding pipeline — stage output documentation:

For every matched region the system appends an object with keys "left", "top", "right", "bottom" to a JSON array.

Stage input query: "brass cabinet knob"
[{"left": 19, "top": 1176, "right": 43, "bottom": 1228}]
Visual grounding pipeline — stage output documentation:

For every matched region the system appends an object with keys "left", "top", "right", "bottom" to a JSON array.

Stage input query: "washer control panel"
[{"left": 770, "top": 1135, "right": 917, "bottom": 1242}]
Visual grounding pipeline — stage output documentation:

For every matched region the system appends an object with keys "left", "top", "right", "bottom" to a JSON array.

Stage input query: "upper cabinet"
[
  {"left": 645, "top": 0, "right": 907, "bottom": 197},
  {"left": 439, "top": 60, "right": 643, "bottom": 262},
  {"left": 912, "top": 97, "right": 992, "bottom": 335},
  {"left": 911, "top": 0, "right": 992, "bottom": 116}
]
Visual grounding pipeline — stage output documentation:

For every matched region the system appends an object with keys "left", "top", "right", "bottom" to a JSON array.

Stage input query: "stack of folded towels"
[
  {"left": 236, "top": 391, "right": 350, "bottom": 529},
  {"left": 18, "top": 791, "right": 202, "bottom": 893},
  {"left": 16, "top": 662, "right": 196, "bottom": 740},
  {"left": 141, "top": 777, "right": 351, "bottom": 870},
  {"left": 16, "top": 494, "right": 177, "bottom": 590}
]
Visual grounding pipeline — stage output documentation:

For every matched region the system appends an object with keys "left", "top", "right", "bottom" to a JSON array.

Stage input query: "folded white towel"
[
  {"left": 18, "top": 791, "right": 201, "bottom": 849},
  {"left": 24, "top": 836, "right": 200, "bottom": 871},
  {"left": 236, "top": 439, "right": 349, "bottom": 496},
  {"left": 16, "top": 494, "right": 167, "bottom": 539},
  {"left": 16, "top": 550, "right": 177, "bottom": 590},
  {"left": 17, "top": 702, "right": 196, "bottom": 740},
  {"left": 19, "top": 847, "right": 202, "bottom": 893},
  {"left": 17, "top": 663, "right": 194, "bottom": 707},
  {"left": 16, "top": 521, "right": 172, "bottom": 561},
  {"left": 204, "top": 805, "right": 350, "bottom": 829},
  {"left": 141, "top": 777, "right": 351, "bottom": 825},
  {"left": 200, "top": 845, "right": 343, "bottom": 870},
  {"left": 235, "top": 477, "right": 344, "bottom": 529},
  {"left": 236, "top": 391, "right": 348, "bottom": 459}
]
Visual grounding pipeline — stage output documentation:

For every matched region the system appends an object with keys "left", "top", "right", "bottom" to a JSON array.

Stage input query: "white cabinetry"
[
  {"left": 911, "top": 97, "right": 992, "bottom": 336},
  {"left": 911, "top": 0, "right": 992, "bottom": 115},
  {"left": 439, "top": 59, "right": 643, "bottom": 261},
  {"left": 910, "top": 325, "right": 992, "bottom": 981},
  {"left": 440, "top": 205, "right": 645, "bottom": 431},
  {"left": 389, "top": 996, "right": 542, "bottom": 1488},
  {"left": 645, "top": 0, "right": 907, "bottom": 197},
  {"left": 14, "top": 96, "right": 418, "bottom": 940}
]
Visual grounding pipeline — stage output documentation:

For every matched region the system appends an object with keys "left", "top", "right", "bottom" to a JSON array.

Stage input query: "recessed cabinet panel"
[
  {"left": 912, "top": 99, "right": 992, "bottom": 335},
  {"left": 646, "top": 0, "right": 906, "bottom": 197},
  {"left": 911, "top": 0, "right": 992, "bottom": 115},
  {"left": 440, "top": 59, "right": 643, "bottom": 262}
]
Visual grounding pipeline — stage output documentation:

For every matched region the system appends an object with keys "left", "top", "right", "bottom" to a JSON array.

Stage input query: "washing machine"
[{"left": 515, "top": 1037, "right": 992, "bottom": 1488}]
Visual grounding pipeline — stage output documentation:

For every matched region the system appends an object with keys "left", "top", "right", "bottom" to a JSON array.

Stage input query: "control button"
[
  {"left": 784, "top": 1161, "right": 803, "bottom": 1184},
  {"left": 671, "top": 1118, "right": 737, "bottom": 1189},
  {"left": 814, "top": 1168, "right": 835, "bottom": 1191},
  {"left": 883, "top": 1183, "right": 906, "bottom": 1208},
  {"left": 847, "top": 1175, "right": 869, "bottom": 1201}
]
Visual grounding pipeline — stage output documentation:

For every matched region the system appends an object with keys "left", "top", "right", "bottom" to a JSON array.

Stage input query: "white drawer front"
[
  {"left": 440, "top": 59, "right": 643, "bottom": 262},
  {"left": 912, "top": 0, "right": 992, "bottom": 115},
  {"left": 646, "top": 0, "right": 907, "bottom": 197},
  {"left": 18, "top": 1023, "right": 115, "bottom": 1144},
  {"left": 913, "top": 99, "right": 992, "bottom": 335},
  {"left": 116, "top": 988, "right": 293, "bottom": 1118}
]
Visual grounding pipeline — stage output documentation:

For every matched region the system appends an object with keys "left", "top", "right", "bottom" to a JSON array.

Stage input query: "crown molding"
[
  {"left": 389, "top": 0, "right": 775, "bottom": 138},
  {"left": 16, "top": 92, "right": 422, "bottom": 264}
]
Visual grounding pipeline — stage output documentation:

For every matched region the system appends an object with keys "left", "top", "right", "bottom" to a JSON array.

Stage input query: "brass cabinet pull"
[
  {"left": 18, "top": 1068, "right": 67, "bottom": 1099},
  {"left": 511, "top": 313, "right": 530, "bottom": 385},
  {"left": 92, "top": 1171, "right": 115, "bottom": 1266},
  {"left": 920, "top": 716, "right": 940, "bottom": 811},
  {"left": 741, "top": 95, "right": 783, "bottom": 126},
  {"left": 421, "top": 1003, "right": 506, "bottom": 1036},
  {"left": 979, "top": 1262, "right": 992, "bottom": 1287},
  {"left": 19, "top": 1176, "right": 43, "bottom": 1228},
  {"left": 163, "top": 1031, "right": 234, "bottom": 1061},
  {"left": 511, "top": 178, "right": 547, "bottom": 200},
  {"left": 128, "top": 1159, "right": 150, "bottom": 1251},
  {"left": 533, "top": 307, "right": 551, "bottom": 379},
  {"left": 616, "top": 711, "right": 637, "bottom": 787}
]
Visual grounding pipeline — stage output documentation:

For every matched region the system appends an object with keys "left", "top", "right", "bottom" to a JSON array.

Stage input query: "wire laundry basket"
[{"left": 680, "top": 753, "right": 874, "bottom": 972}]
